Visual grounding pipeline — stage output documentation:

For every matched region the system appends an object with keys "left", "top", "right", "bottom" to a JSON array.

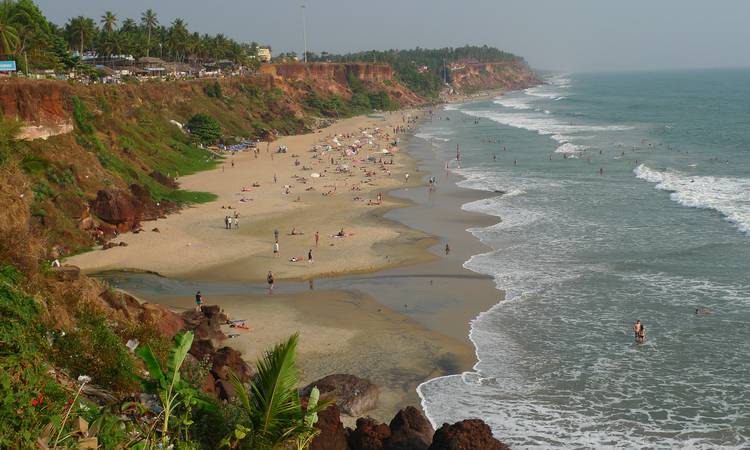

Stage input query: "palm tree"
[
  {"left": 0, "top": 1, "right": 21, "bottom": 55},
  {"left": 120, "top": 17, "right": 137, "bottom": 33},
  {"left": 167, "top": 18, "right": 188, "bottom": 61},
  {"left": 140, "top": 8, "right": 158, "bottom": 57},
  {"left": 65, "top": 16, "right": 96, "bottom": 55},
  {"left": 226, "top": 333, "right": 330, "bottom": 449},
  {"left": 100, "top": 10, "right": 117, "bottom": 34}
]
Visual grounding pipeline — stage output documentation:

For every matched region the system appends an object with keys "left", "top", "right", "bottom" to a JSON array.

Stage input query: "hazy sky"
[{"left": 36, "top": 0, "right": 750, "bottom": 72}]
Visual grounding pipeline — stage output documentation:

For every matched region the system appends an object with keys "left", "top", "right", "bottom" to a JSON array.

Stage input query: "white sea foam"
[
  {"left": 634, "top": 164, "right": 750, "bottom": 235},
  {"left": 525, "top": 85, "right": 566, "bottom": 100},
  {"left": 414, "top": 132, "right": 451, "bottom": 143},
  {"left": 555, "top": 142, "right": 586, "bottom": 155},
  {"left": 493, "top": 96, "right": 534, "bottom": 110}
]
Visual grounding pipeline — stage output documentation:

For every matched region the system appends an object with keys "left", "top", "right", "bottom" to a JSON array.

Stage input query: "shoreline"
[{"left": 89, "top": 99, "right": 506, "bottom": 424}]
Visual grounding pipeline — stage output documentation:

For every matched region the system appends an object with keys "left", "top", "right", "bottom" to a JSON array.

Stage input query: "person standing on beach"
[
  {"left": 195, "top": 291, "right": 203, "bottom": 312},
  {"left": 274, "top": 229, "right": 279, "bottom": 242},
  {"left": 308, "top": 249, "right": 313, "bottom": 263},
  {"left": 315, "top": 231, "right": 319, "bottom": 246},
  {"left": 445, "top": 243, "right": 450, "bottom": 256},
  {"left": 267, "top": 271, "right": 275, "bottom": 294},
  {"left": 273, "top": 241, "right": 280, "bottom": 257},
  {"left": 405, "top": 173, "right": 409, "bottom": 183}
]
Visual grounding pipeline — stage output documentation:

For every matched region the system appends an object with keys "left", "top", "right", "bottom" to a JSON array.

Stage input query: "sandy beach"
[
  {"left": 83, "top": 108, "right": 502, "bottom": 424},
  {"left": 70, "top": 111, "right": 436, "bottom": 282}
]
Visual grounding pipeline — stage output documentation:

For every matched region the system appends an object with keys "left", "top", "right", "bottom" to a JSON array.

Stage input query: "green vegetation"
[
  {"left": 310, "top": 45, "right": 526, "bottom": 98},
  {"left": 52, "top": 307, "right": 139, "bottom": 391},
  {"left": 137, "top": 331, "right": 209, "bottom": 447},
  {"left": 0, "top": 0, "right": 72, "bottom": 72},
  {"left": 0, "top": 0, "right": 267, "bottom": 72},
  {"left": 0, "top": 265, "right": 67, "bottom": 447},
  {"left": 0, "top": 115, "right": 21, "bottom": 165},
  {"left": 302, "top": 70, "right": 397, "bottom": 118},
  {"left": 186, "top": 113, "right": 222, "bottom": 145},
  {"left": 224, "top": 333, "right": 329, "bottom": 449},
  {"left": 205, "top": 81, "right": 223, "bottom": 98},
  {"left": 2, "top": 288, "right": 327, "bottom": 450}
]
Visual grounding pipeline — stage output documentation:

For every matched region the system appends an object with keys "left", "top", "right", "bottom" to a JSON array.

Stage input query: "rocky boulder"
[
  {"left": 303, "top": 374, "right": 379, "bottom": 416},
  {"left": 347, "top": 417, "right": 390, "bottom": 450},
  {"left": 90, "top": 189, "right": 143, "bottom": 230},
  {"left": 310, "top": 404, "right": 349, "bottom": 450},
  {"left": 140, "top": 303, "right": 185, "bottom": 338},
  {"left": 182, "top": 307, "right": 227, "bottom": 342},
  {"left": 427, "top": 419, "right": 509, "bottom": 450},
  {"left": 387, "top": 406, "right": 434, "bottom": 450},
  {"left": 211, "top": 346, "right": 254, "bottom": 383},
  {"left": 188, "top": 338, "right": 217, "bottom": 362},
  {"left": 48, "top": 265, "right": 80, "bottom": 282},
  {"left": 99, "top": 288, "right": 141, "bottom": 320}
]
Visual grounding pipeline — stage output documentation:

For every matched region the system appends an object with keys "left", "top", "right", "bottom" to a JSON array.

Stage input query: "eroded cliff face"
[
  {"left": 260, "top": 62, "right": 424, "bottom": 105},
  {"left": 450, "top": 61, "right": 541, "bottom": 93},
  {"left": 0, "top": 80, "right": 74, "bottom": 140}
]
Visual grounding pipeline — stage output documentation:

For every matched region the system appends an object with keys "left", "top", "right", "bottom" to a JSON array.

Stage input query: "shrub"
[
  {"left": 52, "top": 307, "right": 138, "bottom": 392},
  {"left": 186, "top": 113, "right": 221, "bottom": 145},
  {"left": 0, "top": 116, "right": 21, "bottom": 165},
  {"left": 0, "top": 265, "right": 68, "bottom": 447},
  {"left": 205, "top": 81, "right": 223, "bottom": 98},
  {"left": 71, "top": 96, "right": 94, "bottom": 134}
]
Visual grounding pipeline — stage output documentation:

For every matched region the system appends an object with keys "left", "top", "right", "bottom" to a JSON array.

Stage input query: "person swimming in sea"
[{"left": 633, "top": 320, "right": 646, "bottom": 343}]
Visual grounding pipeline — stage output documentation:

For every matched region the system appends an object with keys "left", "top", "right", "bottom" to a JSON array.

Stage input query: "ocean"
[{"left": 415, "top": 69, "right": 750, "bottom": 448}]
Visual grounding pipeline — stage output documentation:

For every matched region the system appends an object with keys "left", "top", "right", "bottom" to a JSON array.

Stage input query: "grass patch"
[
  {"left": 164, "top": 189, "right": 218, "bottom": 204},
  {"left": 0, "top": 265, "right": 68, "bottom": 447}
]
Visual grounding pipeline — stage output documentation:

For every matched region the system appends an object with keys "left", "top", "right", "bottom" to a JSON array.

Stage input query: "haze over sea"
[{"left": 415, "top": 69, "right": 750, "bottom": 448}]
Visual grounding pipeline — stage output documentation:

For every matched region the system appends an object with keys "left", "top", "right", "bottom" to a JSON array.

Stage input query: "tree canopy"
[
  {"left": 186, "top": 113, "right": 221, "bottom": 145},
  {"left": 0, "top": 0, "right": 267, "bottom": 72}
]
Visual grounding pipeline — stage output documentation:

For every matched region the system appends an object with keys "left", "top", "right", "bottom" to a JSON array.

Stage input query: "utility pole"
[{"left": 301, "top": 4, "right": 308, "bottom": 63}]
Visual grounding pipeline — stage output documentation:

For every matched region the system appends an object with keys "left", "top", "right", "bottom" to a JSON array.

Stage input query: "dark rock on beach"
[
  {"left": 387, "top": 406, "right": 434, "bottom": 450},
  {"left": 303, "top": 373, "right": 379, "bottom": 416},
  {"left": 310, "top": 404, "right": 350, "bottom": 450},
  {"left": 211, "top": 346, "right": 254, "bottom": 383},
  {"left": 347, "top": 417, "right": 391, "bottom": 450},
  {"left": 428, "top": 419, "right": 510, "bottom": 450}
]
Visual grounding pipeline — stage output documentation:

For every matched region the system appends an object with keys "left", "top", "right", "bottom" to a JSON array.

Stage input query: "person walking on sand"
[
  {"left": 273, "top": 241, "right": 280, "bottom": 257},
  {"left": 315, "top": 231, "right": 319, "bottom": 246},
  {"left": 405, "top": 173, "right": 410, "bottom": 183},
  {"left": 308, "top": 249, "right": 314, "bottom": 263},
  {"left": 195, "top": 290, "right": 203, "bottom": 312},
  {"left": 234, "top": 217, "right": 239, "bottom": 229},
  {"left": 445, "top": 243, "right": 450, "bottom": 256},
  {"left": 274, "top": 228, "right": 279, "bottom": 242},
  {"left": 267, "top": 271, "right": 274, "bottom": 295}
]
